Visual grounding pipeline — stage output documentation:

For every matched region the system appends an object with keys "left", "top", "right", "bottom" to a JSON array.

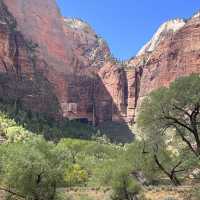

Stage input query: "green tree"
[
  {"left": 137, "top": 74, "right": 200, "bottom": 156},
  {"left": 0, "top": 136, "right": 66, "bottom": 200},
  {"left": 137, "top": 74, "right": 200, "bottom": 185},
  {"left": 124, "top": 141, "right": 158, "bottom": 183},
  {"left": 56, "top": 139, "right": 89, "bottom": 164},
  {"left": 110, "top": 165, "right": 141, "bottom": 200}
]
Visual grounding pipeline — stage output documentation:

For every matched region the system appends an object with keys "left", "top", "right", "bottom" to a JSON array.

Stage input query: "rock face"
[
  {"left": 0, "top": 0, "right": 200, "bottom": 125},
  {"left": 0, "top": 1, "right": 60, "bottom": 116},
  {"left": 131, "top": 12, "right": 200, "bottom": 114},
  {"left": 0, "top": 0, "right": 127, "bottom": 124},
  {"left": 137, "top": 19, "right": 186, "bottom": 56},
  {"left": 63, "top": 18, "right": 110, "bottom": 68},
  {"left": 3, "top": 0, "right": 74, "bottom": 73}
]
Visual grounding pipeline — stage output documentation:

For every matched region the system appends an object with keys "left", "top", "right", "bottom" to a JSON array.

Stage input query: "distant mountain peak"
[
  {"left": 137, "top": 18, "right": 186, "bottom": 56},
  {"left": 63, "top": 17, "right": 97, "bottom": 36}
]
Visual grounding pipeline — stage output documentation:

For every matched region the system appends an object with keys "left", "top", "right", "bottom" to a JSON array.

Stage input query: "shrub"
[
  {"left": 64, "top": 164, "right": 89, "bottom": 187},
  {"left": 0, "top": 136, "right": 66, "bottom": 200},
  {"left": 111, "top": 167, "right": 141, "bottom": 200}
]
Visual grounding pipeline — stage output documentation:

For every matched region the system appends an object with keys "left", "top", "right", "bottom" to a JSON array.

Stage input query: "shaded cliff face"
[
  {"left": 61, "top": 17, "right": 127, "bottom": 123},
  {"left": 0, "top": 0, "right": 60, "bottom": 116},
  {"left": 62, "top": 13, "right": 200, "bottom": 123},
  {"left": 0, "top": 0, "right": 127, "bottom": 125}
]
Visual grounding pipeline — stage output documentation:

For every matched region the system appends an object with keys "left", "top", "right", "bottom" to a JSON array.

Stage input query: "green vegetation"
[
  {"left": 110, "top": 167, "right": 141, "bottom": 200},
  {"left": 137, "top": 74, "right": 200, "bottom": 186},
  {"left": 0, "top": 99, "right": 97, "bottom": 141},
  {"left": 137, "top": 74, "right": 200, "bottom": 157},
  {"left": 0, "top": 74, "right": 200, "bottom": 199},
  {"left": 192, "top": 187, "right": 200, "bottom": 200},
  {"left": 0, "top": 136, "right": 64, "bottom": 200},
  {"left": 0, "top": 107, "right": 126, "bottom": 199}
]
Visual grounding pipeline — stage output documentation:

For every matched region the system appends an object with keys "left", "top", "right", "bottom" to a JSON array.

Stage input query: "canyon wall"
[
  {"left": 131, "top": 14, "right": 200, "bottom": 113},
  {"left": 0, "top": 0, "right": 200, "bottom": 126},
  {"left": 0, "top": 0, "right": 127, "bottom": 124}
]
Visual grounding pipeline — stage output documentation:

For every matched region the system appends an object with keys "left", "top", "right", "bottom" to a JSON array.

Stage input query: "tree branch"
[
  {"left": 174, "top": 169, "right": 186, "bottom": 173},
  {"left": 171, "top": 161, "right": 182, "bottom": 175},
  {"left": 164, "top": 115, "right": 194, "bottom": 134},
  {"left": 172, "top": 104, "right": 191, "bottom": 118},
  {"left": 154, "top": 154, "right": 170, "bottom": 177},
  {"left": 173, "top": 125, "right": 198, "bottom": 156},
  {"left": 0, "top": 187, "right": 25, "bottom": 199}
]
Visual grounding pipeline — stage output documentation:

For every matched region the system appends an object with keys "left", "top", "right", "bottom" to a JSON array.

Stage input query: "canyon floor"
[
  {"left": 60, "top": 185, "right": 194, "bottom": 200},
  {"left": 0, "top": 186, "right": 194, "bottom": 200}
]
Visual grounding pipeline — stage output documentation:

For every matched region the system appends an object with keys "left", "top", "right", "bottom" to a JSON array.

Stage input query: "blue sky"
[{"left": 57, "top": 0, "right": 200, "bottom": 60}]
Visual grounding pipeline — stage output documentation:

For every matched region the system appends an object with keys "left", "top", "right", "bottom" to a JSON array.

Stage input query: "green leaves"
[
  {"left": 137, "top": 74, "right": 200, "bottom": 155},
  {"left": 110, "top": 165, "right": 141, "bottom": 200},
  {"left": 0, "top": 137, "right": 65, "bottom": 200},
  {"left": 0, "top": 100, "right": 97, "bottom": 142},
  {"left": 55, "top": 138, "right": 124, "bottom": 187},
  {"left": 64, "top": 164, "right": 88, "bottom": 187},
  {"left": 136, "top": 74, "right": 200, "bottom": 185}
]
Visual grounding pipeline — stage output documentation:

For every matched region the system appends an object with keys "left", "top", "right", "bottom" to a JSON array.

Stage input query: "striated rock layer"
[
  {"left": 0, "top": 0, "right": 127, "bottom": 124},
  {"left": 131, "top": 14, "right": 200, "bottom": 115},
  {"left": 0, "top": 0, "right": 200, "bottom": 125},
  {"left": 0, "top": 0, "right": 60, "bottom": 116}
]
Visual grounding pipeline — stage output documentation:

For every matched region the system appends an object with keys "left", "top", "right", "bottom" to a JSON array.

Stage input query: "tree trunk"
[
  {"left": 123, "top": 179, "right": 130, "bottom": 200},
  {"left": 154, "top": 155, "right": 181, "bottom": 186},
  {"left": 170, "top": 174, "right": 181, "bottom": 186}
]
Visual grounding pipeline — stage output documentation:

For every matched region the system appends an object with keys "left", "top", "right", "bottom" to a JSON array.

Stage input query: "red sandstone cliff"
[
  {"left": 129, "top": 14, "right": 200, "bottom": 117},
  {"left": 0, "top": 0, "right": 200, "bottom": 125},
  {"left": 0, "top": 0, "right": 126, "bottom": 124}
]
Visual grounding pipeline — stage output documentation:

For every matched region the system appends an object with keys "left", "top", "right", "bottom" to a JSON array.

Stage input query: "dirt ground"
[
  {"left": 66, "top": 186, "right": 194, "bottom": 200},
  {"left": 0, "top": 186, "right": 194, "bottom": 200}
]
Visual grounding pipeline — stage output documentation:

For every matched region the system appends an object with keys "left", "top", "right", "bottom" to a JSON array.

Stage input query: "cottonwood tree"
[
  {"left": 137, "top": 74, "right": 200, "bottom": 185},
  {"left": 138, "top": 74, "right": 200, "bottom": 157},
  {"left": 125, "top": 139, "right": 185, "bottom": 186}
]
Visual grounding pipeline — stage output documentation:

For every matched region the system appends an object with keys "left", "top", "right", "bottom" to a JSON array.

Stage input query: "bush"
[
  {"left": 0, "top": 100, "right": 97, "bottom": 142},
  {"left": 64, "top": 164, "right": 89, "bottom": 187},
  {"left": 78, "top": 194, "right": 94, "bottom": 200},
  {"left": 0, "top": 136, "right": 66, "bottom": 200},
  {"left": 111, "top": 166, "right": 141, "bottom": 200}
]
